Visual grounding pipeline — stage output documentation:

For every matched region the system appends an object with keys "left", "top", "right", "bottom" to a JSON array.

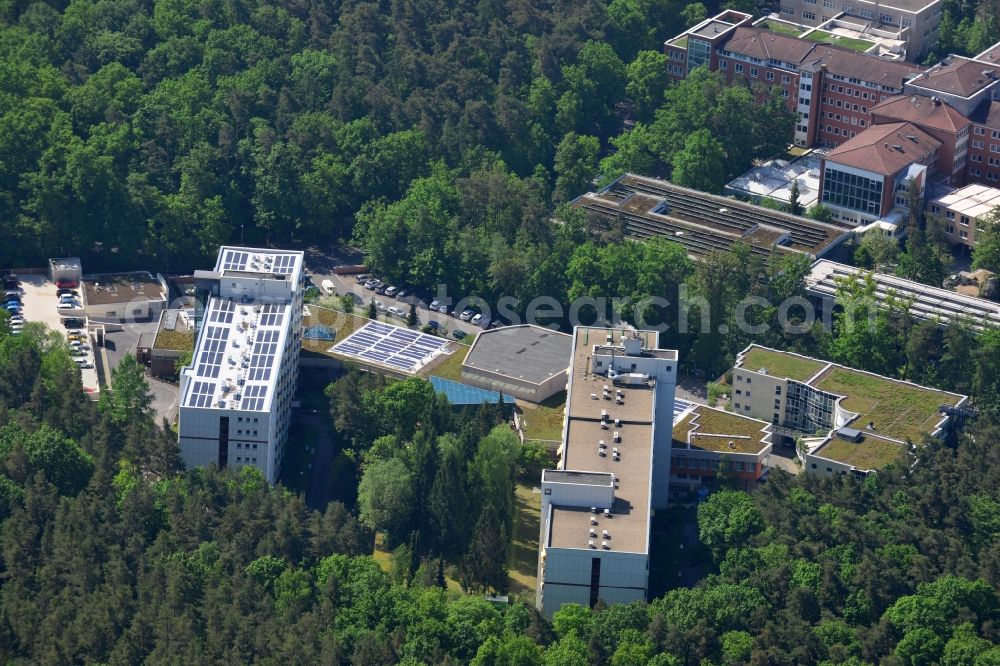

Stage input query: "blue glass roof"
[{"left": 430, "top": 376, "right": 516, "bottom": 405}]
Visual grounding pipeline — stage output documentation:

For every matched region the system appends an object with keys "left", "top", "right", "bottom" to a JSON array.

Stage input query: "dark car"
[
  {"left": 426, "top": 320, "right": 440, "bottom": 330},
  {"left": 62, "top": 318, "right": 85, "bottom": 328},
  {"left": 374, "top": 283, "right": 388, "bottom": 294},
  {"left": 452, "top": 329, "right": 467, "bottom": 340},
  {"left": 57, "top": 288, "right": 78, "bottom": 297}
]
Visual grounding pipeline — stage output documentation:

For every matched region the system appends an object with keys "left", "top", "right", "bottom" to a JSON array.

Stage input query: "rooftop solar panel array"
[
  {"left": 330, "top": 321, "right": 449, "bottom": 373},
  {"left": 218, "top": 248, "right": 301, "bottom": 275},
  {"left": 188, "top": 381, "right": 217, "bottom": 408}
]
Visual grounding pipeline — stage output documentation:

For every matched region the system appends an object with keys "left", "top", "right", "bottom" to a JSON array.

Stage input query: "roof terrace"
[{"left": 672, "top": 405, "right": 772, "bottom": 454}]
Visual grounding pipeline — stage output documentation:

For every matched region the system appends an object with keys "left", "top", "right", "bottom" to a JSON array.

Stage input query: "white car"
[
  {"left": 56, "top": 302, "right": 78, "bottom": 310},
  {"left": 386, "top": 306, "right": 405, "bottom": 318},
  {"left": 384, "top": 286, "right": 398, "bottom": 297},
  {"left": 471, "top": 313, "right": 483, "bottom": 326},
  {"left": 459, "top": 309, "right": 475, "bottom": 321}
]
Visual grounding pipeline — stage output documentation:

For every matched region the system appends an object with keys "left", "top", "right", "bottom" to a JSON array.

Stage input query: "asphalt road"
[
  {"left": 313, "top": 272, "right": 486, "bottom": 338},
  {"left": 102, "top": 319, "right": 180, "bottom": 425}
]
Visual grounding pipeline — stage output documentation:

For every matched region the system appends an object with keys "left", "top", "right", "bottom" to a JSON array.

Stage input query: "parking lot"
[
  {"left": 316, "top": 273, "right": 486, "bottom": 340},
  {"left": 15, "top": 275, "right": 99, "bottom": 395}
]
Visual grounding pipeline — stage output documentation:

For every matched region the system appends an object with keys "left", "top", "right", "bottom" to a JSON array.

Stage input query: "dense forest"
[
  {"left": 0, "top": 0, "right": 792, "bottom": 289},
  {"left": 0, "top": 320, "right": 998, "bottom": 664}
]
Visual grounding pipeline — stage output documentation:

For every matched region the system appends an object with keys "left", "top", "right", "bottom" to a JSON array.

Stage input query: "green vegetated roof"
[
  {"left": 301, "top": 307, "right": 362, "bottom": 355},
  {"left": 815, "top": 435, "right": 906, "bottom": 470},
  {"left": 739, "top": 347, "right": 826, "bottom": 382},
  {"left": 673, "top": 406, "right": 768, "bottom": 453},
  {"left": 812, "top": 367, "right": 961, "bottom": 442},
  {"left": 761, "top": 20, "right": 804, "bottom": 37},
  {"left": 802, "top": 30, "right": 874, "bottom": 52},
  {"left": 153, "top": 328, "right": 194, "bottom": 352}
]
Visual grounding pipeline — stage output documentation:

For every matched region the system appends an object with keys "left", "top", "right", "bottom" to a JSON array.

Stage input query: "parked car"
[
  {"left": 374, "top": 284, "right": 389, "bottom": 295},
  {"left": 452, "top": 329, "right": 467, "bottom": 340},
  {"left": 59, "top": 295, "right": 77, "bottom": 304},
  {"left": 321, "top": 279, "right": 336, "bottom": 296},
  {"left": 488, "top": 320, "right": 501, "bottom": 329},
  {"left": 73, "top": 358, "right": 94, "bottom": 368},
  {"left": 56, "top": 279, "right": 78, "bottom": 289},
  {"left": 364, "top": 278, "right": 381, "bottom": 290},
  {"left": 471, "top": 313, "right": 483, "bottom": 326},
  {"left": 459, "top": 309, "right": 475, "bottom": 321},
  {"left": 437, "top": 303, "right": 451, "bottom": 314},
  {"left": 56, "top": 302, "right": 78, "bottom": 310},
  {"left": 395, "top": 289, "right": 408, "bottom": 299},
  {"left": 9, "top": 316, "right": 24, "bottom": 325},
  {"left": 62, "top": 318, "right": 85, "bottom": 328},
  {"left": 374, "top": 299, "right": 386, "bottom": 311},
  {"left": 384, "top": 286, "right": 398, "bottom": 297},
  {"left": 57, "top": 288, "right": 78, "bottom": 297},
  {"left": 3, "top": 276, "right": 19, "bottom": 288},
  {"left": 386, "top": 306, "right": 404, "bottom": 318},
  {"left": 426, "top": 320, "right": 440, "bottom": 330},
  {"left": 429, "top": 299, "right": 440, "bottom": 311},
  {"left": 355, "top": 274, "right": 370, "bottom": 285}
]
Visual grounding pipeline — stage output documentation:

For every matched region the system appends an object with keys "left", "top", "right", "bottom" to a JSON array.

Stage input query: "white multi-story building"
[
  {"left": 178, "top": 247, "right": 304, "bottom": 484},
  {"left": 536, "top": 327, "right": 677, "bottom": 618}
]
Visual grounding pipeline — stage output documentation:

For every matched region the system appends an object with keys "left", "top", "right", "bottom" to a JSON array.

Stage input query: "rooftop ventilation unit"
[
  {"left": 602, "top": 529, "right": 609, "bottom": 538},
  {"left": 588, "top": 540, "right": 596, "bottom": 549},
  {"left": 602, "top": 540, "right": 610, "bottom": 549},
  {"left": 591, "top": 506, "right": 597, "bottom": 514},
  {"left": 604, "top": 508, "right": 611, "bottom": 518}
]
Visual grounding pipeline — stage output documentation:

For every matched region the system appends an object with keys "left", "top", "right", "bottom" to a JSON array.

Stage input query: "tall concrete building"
[
  {"left": 536, "top": 328, "right": 677, "bottom": 618},
  {"left": 178, "top": 247, "right": 304, "bottom": 484}
]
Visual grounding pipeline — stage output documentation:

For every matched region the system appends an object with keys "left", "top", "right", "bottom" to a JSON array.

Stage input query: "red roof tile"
[{"left": 826, "top": 122, "right": 941, "bottom": 175}]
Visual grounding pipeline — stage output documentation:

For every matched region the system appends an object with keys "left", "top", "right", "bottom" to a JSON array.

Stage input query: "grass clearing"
[
  {"left": 519, "top": 391, "right": 566, "bottom": 441},
  {"left": 814, "top": 436, "right": 906, "bottom": 470},
  {"left": 740, "top": 347, "right": 825, "bottom": 382},
  {"left": 812, "top": 367, "right": 960, "bottom": 442},
  {"left": 802, "top": 30, "right": 874, "bottom": 52},
  {"left": 508, "top": 481, "right": 540, "bottom": 601}
]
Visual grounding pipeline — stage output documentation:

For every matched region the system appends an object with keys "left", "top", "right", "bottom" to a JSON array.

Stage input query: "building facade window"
[
  {"left": 686, "top": 37, "right": 711, "bottom": 71},
  {"left": 822, "top": 166, "right": 884, "bottom": 215},
  {"left": 735, "top": 63, "right": 744, "bottom": 74},
  {"left": 880, "top": 13, "right": 893, "bottom": 22},
  {"left": 803, "top": 11, "right": 816, "bottom": 19}
]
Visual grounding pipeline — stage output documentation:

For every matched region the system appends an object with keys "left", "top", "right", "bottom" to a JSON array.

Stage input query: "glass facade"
[
  {"left": 687, "top": 38, "right": 711, "bottom": 73},
  {"left": 821, "top": 166, "right": 884, "bottom": 215},
  {"left": 784, "top": 381, "right": 837, "bottom": 433}
]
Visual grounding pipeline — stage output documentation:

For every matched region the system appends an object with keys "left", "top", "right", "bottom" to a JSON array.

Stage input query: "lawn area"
[
  {"left": 518, "top": 391, "right": 566, "bottom": 442},
  {"left": 814, "top": 436, "right": 906, "bottom": 470},
  {"left": 759, "top": 20, "right": 803, "bottom": 36},
  {"left": 671, "top": 36, "right": 688, "bottom": 48},
  {"left": 802, "top": 30, "right": 874, "bottom": 52},
  {"left": 508, "top": 481, "right": 540, "bottom": 601},
  {"left": 812, "top": 367, "right": 961, "bottom": 441},
  {"left": 739, "top": 346, "right": 826, "bottom": 382},
  {"left": 420, "top": 342, "right": 467, "bottom": 381}
]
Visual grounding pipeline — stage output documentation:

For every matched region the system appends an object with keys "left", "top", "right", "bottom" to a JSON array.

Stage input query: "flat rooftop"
[
  {"left": 672, "top": 405, "right": 771, "bottom": 454},
  {"left": 811, "top": 365, "right": 961, "bottom": 442},
  {"left": 812, "top": 433, "right": 907, "bottom": 470},
  {"left": 736, "top": 343, "right": 965, "bottom": 442},
  {"left": 806, "top": 259, "right": 1000, "bottom": 331},
  {"left": 181, "top": 296, "right": 293, "bottom": 412},
  {"left": 930, "top": 183, "right": 1000, "bottom": 219},
  {"left": 738, "top": 346, "right": 826, "bottom": 382},
  {"left": 215, "top": 246, "right": 304, "bottom": 285},
  {"left": 690, "top": 19, "right": 736, "bottom": 39},
  {"left": 83, "top": 272, "right": 165, "bottom": 306},
  {"left": 544, "top": 470, "right": 615, "bottom": 487},
  {"left": 463, "top": 325, "right": 572, "bottom": 385},
  {"left": 572, "top": 174, "right": 851, "bottom": 259},
  {"left": 153, "top": 309, "right": 194, "bottom": 352},
  {"left": 548, "top": 327, "right": 665, "bottom": 554}
]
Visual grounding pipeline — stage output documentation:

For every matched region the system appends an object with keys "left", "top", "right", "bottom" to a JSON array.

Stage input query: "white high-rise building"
[
  {"left": 178, "top": 247, "right": 304, "bottom": 484},
  {"left": 536, "top": 327, "right": 677, "bottom": 618}
]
